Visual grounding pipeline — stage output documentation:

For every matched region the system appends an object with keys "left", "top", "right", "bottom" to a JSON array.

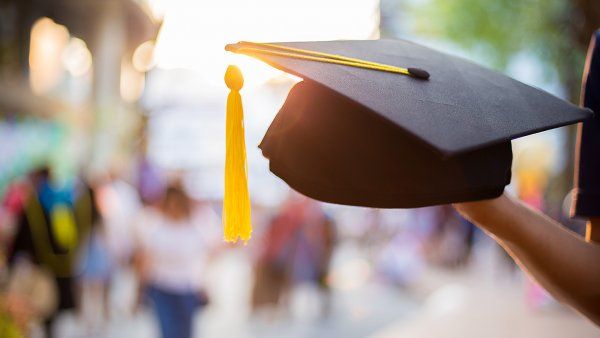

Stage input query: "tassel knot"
[{"left": 225, "top": 65, "right": 244, "bottom": 91}]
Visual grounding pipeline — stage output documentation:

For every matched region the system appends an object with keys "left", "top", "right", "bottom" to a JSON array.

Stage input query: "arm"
[{"left": 454, "top": 193, "right": 600, "bottom": 324}]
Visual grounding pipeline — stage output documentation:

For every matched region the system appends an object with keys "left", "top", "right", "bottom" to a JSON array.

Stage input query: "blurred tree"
[{"left": 411, "top": 0, "right": 599, "bottom": 102}]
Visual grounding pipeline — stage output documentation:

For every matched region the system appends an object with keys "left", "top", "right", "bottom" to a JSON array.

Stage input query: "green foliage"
[{"left": 411, "top": 0, "right": 586, "bottom": 99}]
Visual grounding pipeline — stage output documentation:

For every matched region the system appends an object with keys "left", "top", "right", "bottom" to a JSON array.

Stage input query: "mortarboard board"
[{"left": 221, "top": 39, "right": 593, "bottom": 242}]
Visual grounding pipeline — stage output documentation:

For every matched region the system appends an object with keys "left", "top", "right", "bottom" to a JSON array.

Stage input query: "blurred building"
[{"left": 0, "top": 0, "right": 161, "bottom": 191}]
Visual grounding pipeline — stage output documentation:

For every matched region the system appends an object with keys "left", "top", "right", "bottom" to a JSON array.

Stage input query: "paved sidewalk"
[
  {"left": 370, "top": 266, "right": 599, "bottom": 338},
  {"left": 53, "top": 244, "right": 600, "bottom": 338}
]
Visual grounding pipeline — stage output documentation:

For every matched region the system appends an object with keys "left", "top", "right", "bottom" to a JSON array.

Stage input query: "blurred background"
[{"left": 1, "top": 0, "right": 599, "bottom": 337}]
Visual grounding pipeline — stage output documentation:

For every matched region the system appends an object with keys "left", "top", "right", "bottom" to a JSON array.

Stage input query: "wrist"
[{"left": 453, "top": 192, "right": 511, "bottom": 235}]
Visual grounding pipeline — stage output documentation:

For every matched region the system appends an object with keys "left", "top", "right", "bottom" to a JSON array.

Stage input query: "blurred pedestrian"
[
  {"left": 133, "top": 183, "right": 219, "bottom": 338},
  {"left": 424, "top": 205, "right": 474, "bottom": 268},
  {"left": 76, "top": 182, "right": 113, "bottom": 334},
  {"left": 252, "top": 192, "right": 335, "bottom": 316},
  {"left": 7, "top": 167, "right": 95, "bottom": 338}
]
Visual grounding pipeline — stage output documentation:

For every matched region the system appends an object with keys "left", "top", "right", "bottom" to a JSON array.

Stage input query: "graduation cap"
[{"left": 221, "top": 39, "right": 593, "bottom": 242}]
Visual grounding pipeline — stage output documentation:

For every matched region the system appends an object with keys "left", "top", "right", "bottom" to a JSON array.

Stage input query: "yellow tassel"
[{"left": 223, "top": 65, "right": 252, "bottom": 243}]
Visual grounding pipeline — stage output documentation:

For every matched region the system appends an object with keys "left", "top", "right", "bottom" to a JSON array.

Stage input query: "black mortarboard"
[{"left": 221, "top": 39, "right": 592, "bottom": 241}]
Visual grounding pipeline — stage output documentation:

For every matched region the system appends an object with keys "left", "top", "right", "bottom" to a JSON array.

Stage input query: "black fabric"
[
  {"left": 231, "top": 39, "right": 592, "bottom": 156},
  {"left": 260, "top": 81, "right": 511, "bottom": 208},
  {"left": 572, "top": 29, "right": 600, "bottom": 217}
]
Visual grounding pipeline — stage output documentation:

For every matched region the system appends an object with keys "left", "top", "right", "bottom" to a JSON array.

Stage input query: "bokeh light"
[{"left": 61, "top": 37, "right": 93, "bottom": 77}]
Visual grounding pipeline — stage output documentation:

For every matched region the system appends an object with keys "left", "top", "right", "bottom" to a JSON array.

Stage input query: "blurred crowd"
[{"left": 0, "top": 159, "right": 501, "bottom": 338}]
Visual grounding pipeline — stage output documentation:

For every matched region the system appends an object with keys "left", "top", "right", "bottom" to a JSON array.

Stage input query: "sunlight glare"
[{"left": 149, "top": 0, "right": 379, "bottom": 86}]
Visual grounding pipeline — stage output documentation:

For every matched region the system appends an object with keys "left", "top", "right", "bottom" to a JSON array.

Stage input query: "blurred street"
[
  {"left": 51, "top": 241, "right": 599, "bottom": 338},
  {"left": 373, "top": 268, "right": 599, "bottom": 338}
]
